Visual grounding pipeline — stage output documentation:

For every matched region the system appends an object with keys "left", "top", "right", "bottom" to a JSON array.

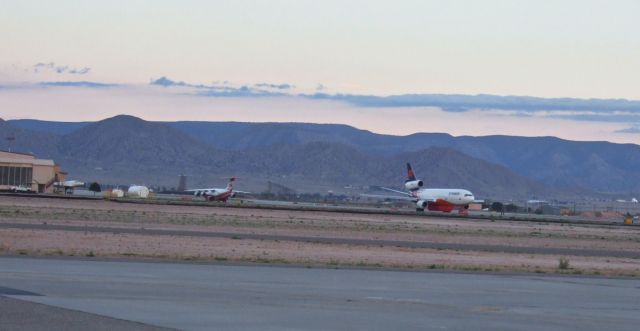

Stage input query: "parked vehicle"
[{"left": 10, "top": 185, "right": 33, "bottom": 193}]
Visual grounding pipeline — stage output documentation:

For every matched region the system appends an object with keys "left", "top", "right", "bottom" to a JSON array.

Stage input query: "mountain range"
[{"left": 3, "top": 115, "right": 639, "bottom": 199}]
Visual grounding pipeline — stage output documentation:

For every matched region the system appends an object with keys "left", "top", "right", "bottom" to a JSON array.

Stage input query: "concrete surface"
[{"left": 1, "top": 257, "right": 639, "bottom": 331}]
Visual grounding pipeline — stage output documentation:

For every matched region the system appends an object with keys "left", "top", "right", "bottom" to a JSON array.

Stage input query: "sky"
[{"left": 1, "top": 0, "right": 640, "bottom": 143}]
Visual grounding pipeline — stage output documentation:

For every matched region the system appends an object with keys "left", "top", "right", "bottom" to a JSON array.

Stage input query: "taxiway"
[{"left": 1, "top": 257, "right": 639, "bottom": 331}]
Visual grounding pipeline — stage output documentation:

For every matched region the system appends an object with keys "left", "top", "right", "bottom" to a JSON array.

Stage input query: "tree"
[{"left": 89, "top": 182, "right": 101, "bottom": 195}]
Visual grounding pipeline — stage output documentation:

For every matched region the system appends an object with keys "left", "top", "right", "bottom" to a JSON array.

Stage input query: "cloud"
[
  {"left": 39, "top": 81, "right": 118, "bottom": 88},
  {"left": 197, "top": 85, "right": 286, "bottom": 97},
  {"left": 3, "top": 78, "right": 638, "bottom": 144},
  {"left": 33, "top": 62, "right": 91, "bottom": 75},
  {"left": 303, "top": 93, "right": 640, "bottom": 123},
  {"left": 150, "top": 76, "right": 193, "bottom": 88},
  {"left": 306, "top": 93, "right": 640, "bottom": 111},
  {"left": 150, "top": 76, "right": 226, "bottom": 89},
  {"left": 68, "top": 67, "right": 91, "bottom": 74},
  {"left": 254, "top": 83, "right": 293, "bottom": 90},
  {"left": 23, "top": 74, "right": 640, "bottom": 125},
  {"left": 150, "top": 76, "right": 285, "bottom": 97},
  {"left": 149, "top": 77, "right": 640, "bottom": 123},
  {"left": 615, "top": 126, "right": 640, "bottom": 134}
]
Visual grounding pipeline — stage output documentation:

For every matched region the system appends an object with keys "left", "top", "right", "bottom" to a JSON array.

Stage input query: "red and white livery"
[
  {"left": 186, "top": 177, "right": 248, "bottom": 202},
  {"left": 381, "top": 163, "right": 477, "bottom": 214}
]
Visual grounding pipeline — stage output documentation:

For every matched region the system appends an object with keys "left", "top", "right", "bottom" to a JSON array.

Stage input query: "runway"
[
  {"left": 4, "top": 192, "right": 633, "bottom": 227},
  {"left": 1, "top": 257, "right": 639, "bottom": 330}
]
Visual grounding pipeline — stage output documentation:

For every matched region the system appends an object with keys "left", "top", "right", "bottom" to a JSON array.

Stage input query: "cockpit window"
[{"left": 464, "top": 194, "right": 473, "bottom": 197}]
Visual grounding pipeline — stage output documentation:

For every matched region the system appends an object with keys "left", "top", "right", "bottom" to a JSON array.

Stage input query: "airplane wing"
[
  {"left": 380, "top": 187, "right": 412, "bottom": 196},
  {"left": 233, "top": 190, "right": 252, "bottom": 194},
  {"left": 360, "top": 193, "right": 415, "bottom": 201},
  {"left": 185, "top": 188, "right": 215, "bottom": 192},
  {"left": 361, "top": 187, "right": 419, "bottom": 201}
]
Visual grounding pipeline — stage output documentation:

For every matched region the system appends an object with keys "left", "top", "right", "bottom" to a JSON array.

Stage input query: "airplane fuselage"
[
  {"left": 187, "top": 177, "right": 242, "bottom": 203},
  {"left": 193, "top": 189, "right": 234, "bottom": 202},
  {"left": 412, "top": 188, "right": 475, "bottom": 212}
]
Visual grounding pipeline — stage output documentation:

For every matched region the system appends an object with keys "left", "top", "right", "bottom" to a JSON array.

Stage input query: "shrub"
[{"left": 558, "top": 257, "right": 570, "bottom": 270}]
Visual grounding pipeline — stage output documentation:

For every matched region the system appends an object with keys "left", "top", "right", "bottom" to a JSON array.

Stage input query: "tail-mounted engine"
[{"left": 405, "top": 180, "right": 423, "bottom": 191}]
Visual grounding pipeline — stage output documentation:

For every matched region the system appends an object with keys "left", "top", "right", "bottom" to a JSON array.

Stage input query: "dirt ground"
[{"left": 1, "top": 196, "right": 639, "bottom": 276}]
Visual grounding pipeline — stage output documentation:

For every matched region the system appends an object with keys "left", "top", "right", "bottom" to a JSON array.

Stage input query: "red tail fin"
[{"left": 406, "top": 163, "right": 416, "bottom": 181}]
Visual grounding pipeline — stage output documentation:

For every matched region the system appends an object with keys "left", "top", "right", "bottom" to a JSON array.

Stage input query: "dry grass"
[{"left": 1, "top": 197, "right": 639, "bottom": 277}]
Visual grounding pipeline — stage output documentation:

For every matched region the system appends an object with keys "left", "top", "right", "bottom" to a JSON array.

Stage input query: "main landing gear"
[{"left": 458, "top": 205, "right": 470, "bottom": 216}]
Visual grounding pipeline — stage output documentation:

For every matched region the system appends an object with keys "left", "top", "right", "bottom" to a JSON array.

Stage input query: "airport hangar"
[{"left": 0, "top": 150, "right": 66, "bottom": 193}]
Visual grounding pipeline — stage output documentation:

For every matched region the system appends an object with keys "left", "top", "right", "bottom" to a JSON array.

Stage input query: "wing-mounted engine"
[
  {"left": 415, "top": 199, "right": 429, "bottom": 212},
  {"left": 405, "top": 180, "right": 423, "bottom": 191}
]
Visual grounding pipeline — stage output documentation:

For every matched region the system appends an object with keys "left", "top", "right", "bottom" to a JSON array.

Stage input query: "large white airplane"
[
  {"left": 379, "top": 163, "right": 477, "bottom": 214},
  {"left": 186, "top": 177, "right": 249, "bottom": 202}
]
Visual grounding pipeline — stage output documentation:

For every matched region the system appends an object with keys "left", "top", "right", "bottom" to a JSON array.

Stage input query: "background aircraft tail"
[{"left": 226, "top": 177, "right": 236, "bottom": 191}]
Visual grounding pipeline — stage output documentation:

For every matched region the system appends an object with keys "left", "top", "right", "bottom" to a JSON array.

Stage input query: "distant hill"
[
  {"left": 55, "top": 115, "right": 234, "bottom": 186},
  {"left": 139, "top": 121, "right": 640, "bottom": 193},
  {"left": 58, "top": 115, "right": 220, "bottom": 166},
  {"left": 6, "top": 119, "right": 90, "bottom": 135},
  {"left": 1, "top": 116, "right": 551, "bottom": 198},
  {"left": 0, "top": 119, "right": 60, "bottom": 159},
  {"left": 6, "top": 116, "right": 640, "bottom": 195},
  {"left": 167, "top": 123, "right": 640, "bottom": 193}
]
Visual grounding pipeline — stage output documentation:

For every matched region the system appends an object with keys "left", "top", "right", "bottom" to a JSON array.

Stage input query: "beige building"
[{"left": 0, "top": 150, "right": 66, "bottom": 193}]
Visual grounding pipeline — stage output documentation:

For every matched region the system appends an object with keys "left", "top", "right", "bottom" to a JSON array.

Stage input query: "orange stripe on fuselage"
[{"left": 427, "top": 198, "right": 456, "bottom": 212}]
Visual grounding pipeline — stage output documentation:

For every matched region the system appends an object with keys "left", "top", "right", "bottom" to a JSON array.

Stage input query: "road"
[{"left": 1, "top": 257, "right": 639, "bottom": 330}]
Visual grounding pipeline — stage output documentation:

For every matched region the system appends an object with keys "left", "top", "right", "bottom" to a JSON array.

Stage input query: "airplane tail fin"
[
  {"left": 226, "top": 177, "right": 236, "bottom": 191},
  {"left": 406, "top": 163, "right": 416, "bottom": 182}
]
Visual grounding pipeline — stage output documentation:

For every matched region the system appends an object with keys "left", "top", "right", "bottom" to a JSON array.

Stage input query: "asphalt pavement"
[
  {"left": 1, "top": 257, "right": 639, "bottom": 330},
  {"left": 0, "top": 295, "right": 173, "bottom": 331}
]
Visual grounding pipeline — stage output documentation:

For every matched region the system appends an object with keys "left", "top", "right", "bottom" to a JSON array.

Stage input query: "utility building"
[{"left": 0, "top": 150, "right": 66, "bottom": 193}]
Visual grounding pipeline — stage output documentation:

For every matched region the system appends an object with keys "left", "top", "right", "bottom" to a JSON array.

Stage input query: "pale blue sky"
[
  {"left": 1, "top": 1, "right": 639, "bottom": 142},
  {"left": 2, "top": 0, "right": 639, "bottom": 97}
]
